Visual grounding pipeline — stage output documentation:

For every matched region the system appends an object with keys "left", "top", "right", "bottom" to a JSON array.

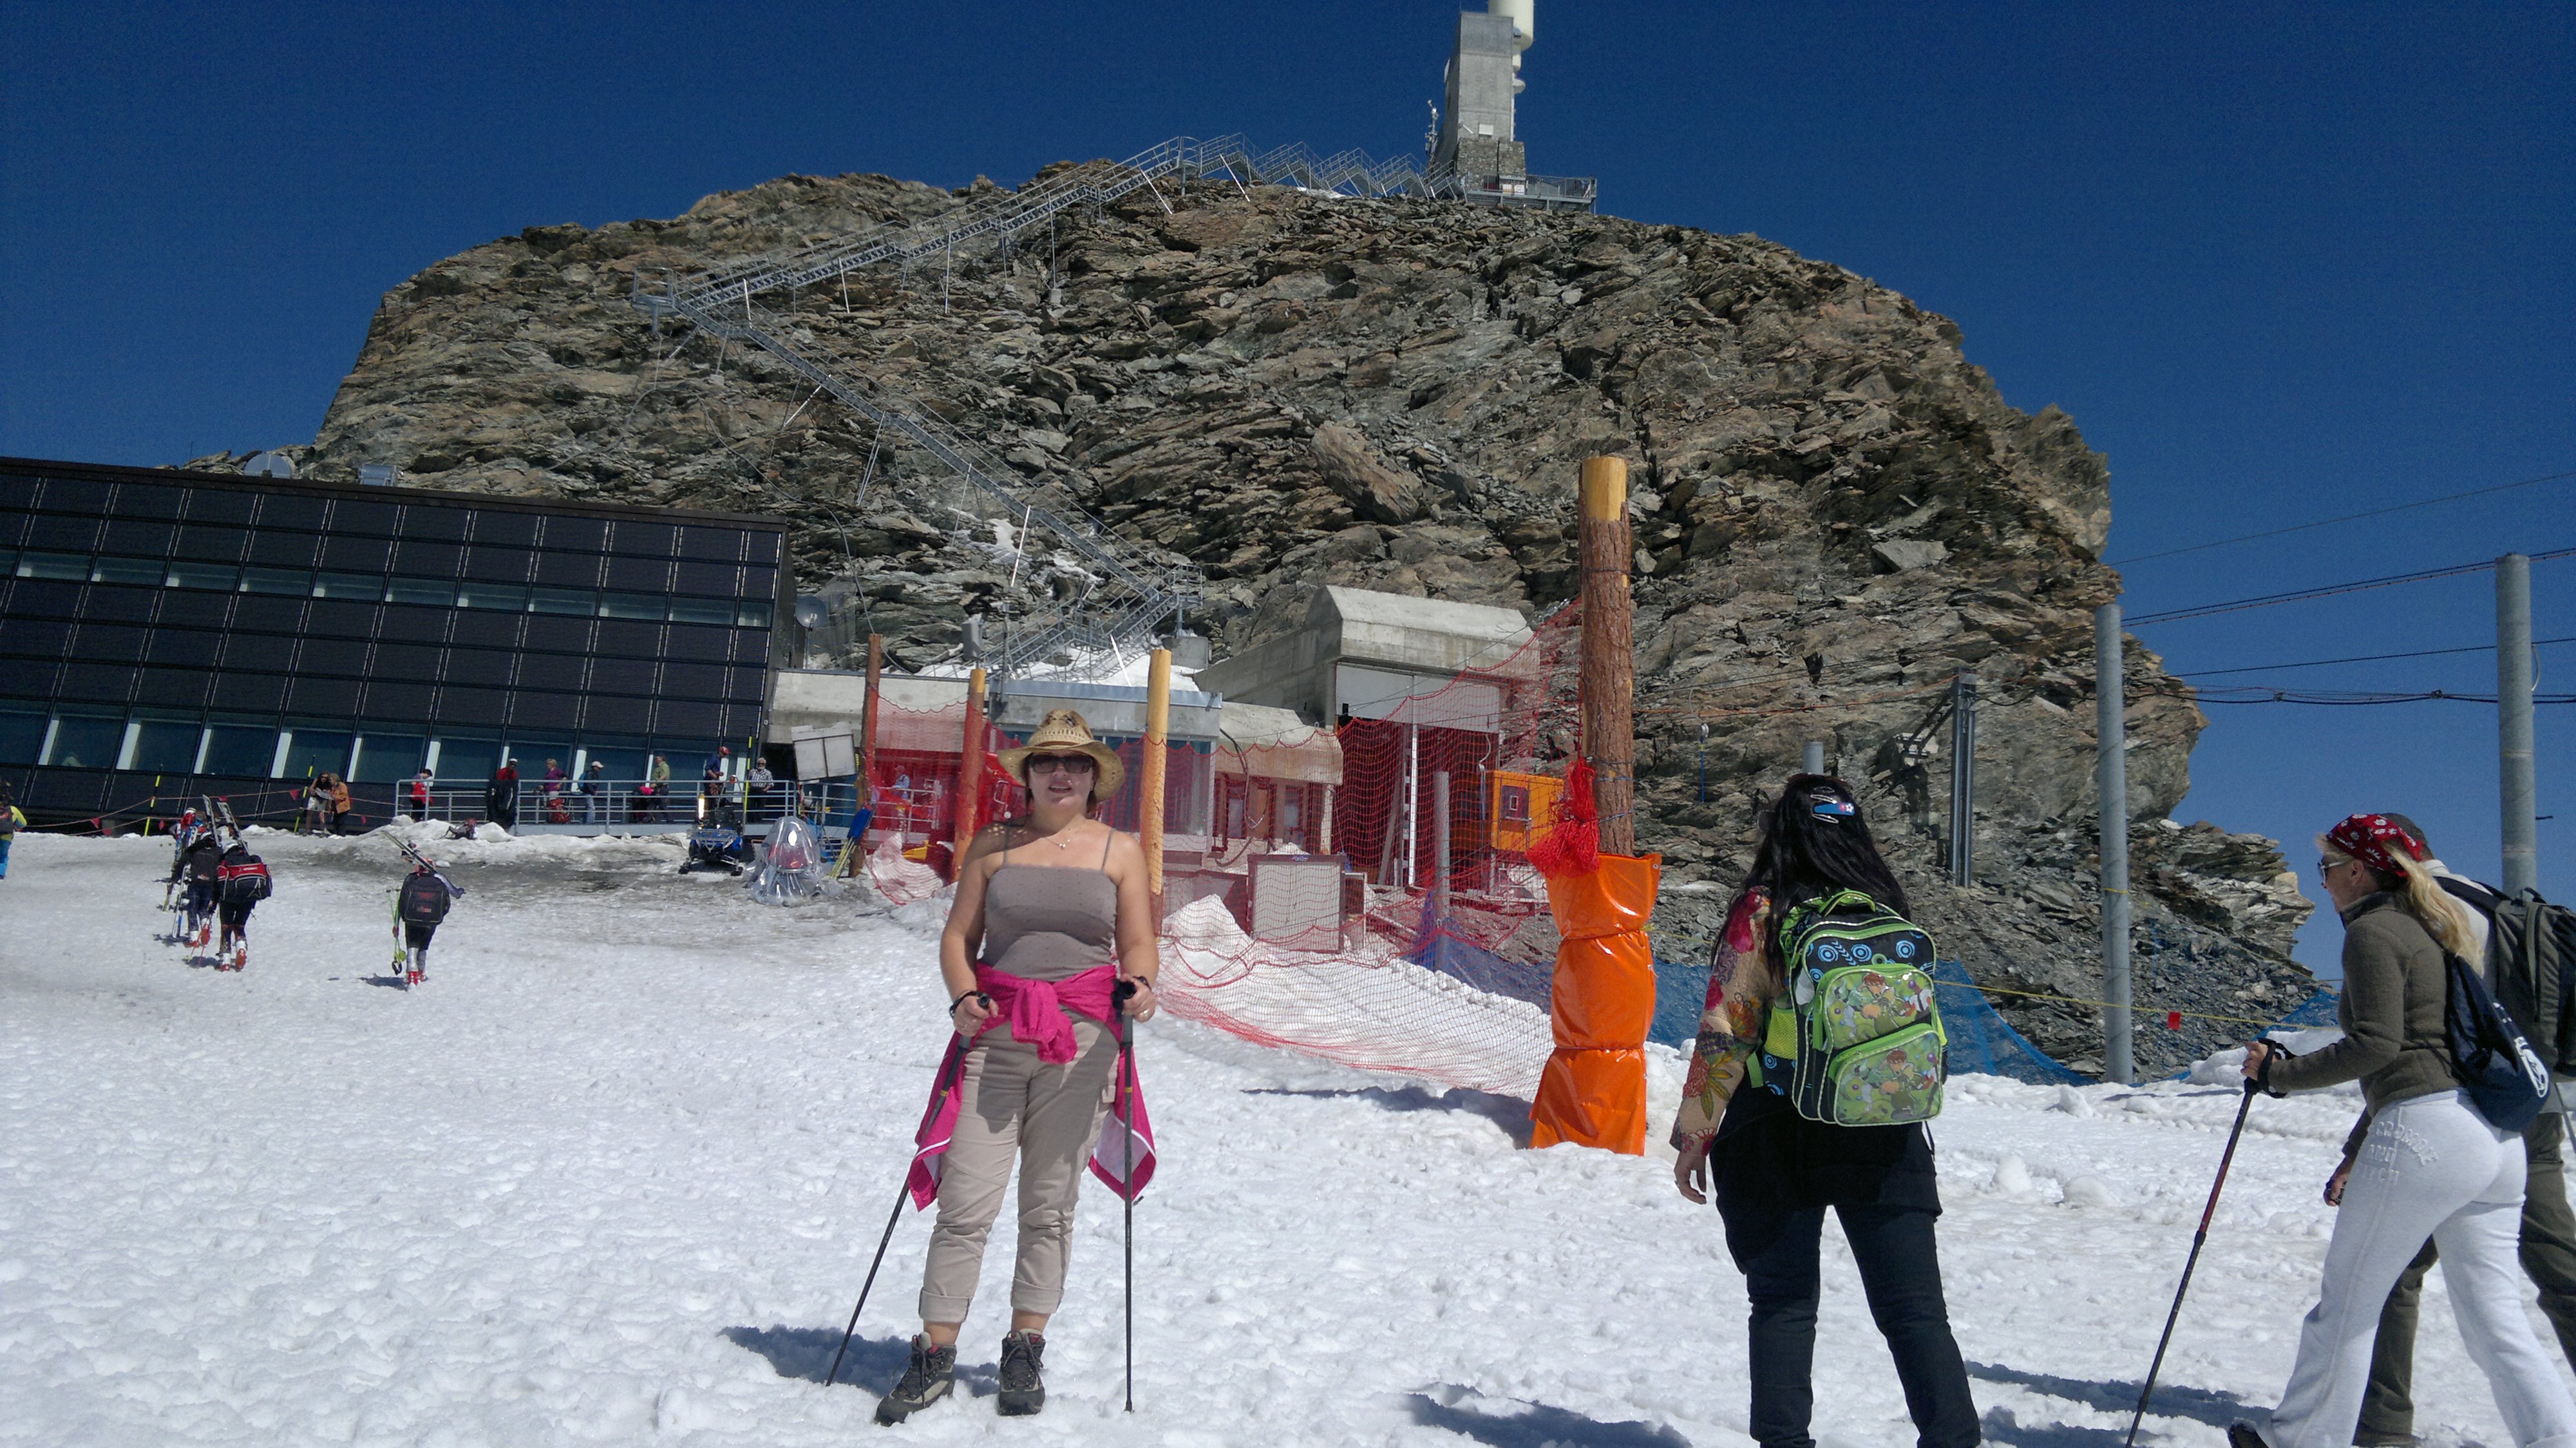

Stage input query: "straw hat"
[{"left": 997, "top": 709, "right": 1125, "bottom": 797}]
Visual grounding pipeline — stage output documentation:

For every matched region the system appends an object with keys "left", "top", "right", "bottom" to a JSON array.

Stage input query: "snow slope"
[{"left": 2, "top": 831, "right": 2567, "bottom": 1446}]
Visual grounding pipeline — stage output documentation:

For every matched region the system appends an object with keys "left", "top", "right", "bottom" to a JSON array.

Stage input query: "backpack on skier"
[
  {"left": 2438, "top": 876, "right": 2576, "bottom": 1079},
  {"left": 399, "top": 870, "right": 453, "bottom": 928},
  {"left": 1752, "top": 888, "right": 1948, "bottom": 1127},
  {"left": 218, "top": 848, "right": 272, "bottom": 904}
]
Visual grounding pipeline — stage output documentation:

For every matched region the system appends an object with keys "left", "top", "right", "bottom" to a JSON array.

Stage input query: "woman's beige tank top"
[{"left": 978, "top": 826, "right": 1117, "bottom": 982}]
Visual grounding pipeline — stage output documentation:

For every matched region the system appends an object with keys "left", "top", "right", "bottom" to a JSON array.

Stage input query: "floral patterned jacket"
[{"left": 1670, "top": 886, "right": 1780, "bottom": 1152}]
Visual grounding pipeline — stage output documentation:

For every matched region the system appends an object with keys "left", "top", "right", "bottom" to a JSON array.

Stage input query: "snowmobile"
[{"left": 680, "top": 819, "right": 757, "bottom": 876}]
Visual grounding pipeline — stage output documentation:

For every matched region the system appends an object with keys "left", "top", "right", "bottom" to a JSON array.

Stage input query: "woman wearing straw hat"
[{"left": 876, "top": 708, "right": 1161, "bottom": 1424}]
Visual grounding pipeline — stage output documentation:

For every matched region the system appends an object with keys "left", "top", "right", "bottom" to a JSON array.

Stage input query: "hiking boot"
[
  {"left": 997, "top": 1329, "right": 1045, "bottom": 1416},
  {"left": 873, "top": 1335, "right": 956, "bottom": 1425}
]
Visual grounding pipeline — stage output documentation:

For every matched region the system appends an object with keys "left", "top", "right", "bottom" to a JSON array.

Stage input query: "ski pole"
[
  {"left": 824, "top": 1033, "right": 970, "bottom": 1390},
  {"left": 2125, "top": 1078, "right": 2260, "bottom": 1447},
  {"left": 1115, "top": 979, "right": 1138, "bottom": 1413}
]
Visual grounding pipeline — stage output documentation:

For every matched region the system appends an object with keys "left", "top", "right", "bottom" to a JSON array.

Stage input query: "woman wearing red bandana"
[
  {"left": 875, "top": 710, "right": 1160, "bottom": 1425},
  {"left": 2227, "top": 815, "right": 2576, "bottom": 1448}
]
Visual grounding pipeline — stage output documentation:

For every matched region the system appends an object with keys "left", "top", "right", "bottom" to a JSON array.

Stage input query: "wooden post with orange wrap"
[{"left": 1528, "top": 455, "right": 1661, "bottom": 1154}]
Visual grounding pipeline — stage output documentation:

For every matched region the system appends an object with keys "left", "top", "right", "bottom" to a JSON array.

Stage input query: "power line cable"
[
  {"left": 2173, "top": 636, "right": 2576, "bottom": 678},
  {"left": 2128, "top": 546, "right": 2576, "bottom": 626},
  {"left": 2108, "top": 466, "right": 2576, "bottom": 566}
]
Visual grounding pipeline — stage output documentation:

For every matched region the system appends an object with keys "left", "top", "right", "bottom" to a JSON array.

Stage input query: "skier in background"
[
  {"left": 162, "top": 806, "right": 202, "bottom": 909},
  {"left": 408, "top": 768, "right": 433, "bottom": 820},
  {"left": 487, "top": 759, "right": 520, "bottom": 830},
  {"left": 213, "top": 837, "right": 269, "bottom": 971},
  {"left": 393, "top": 853, "right": 461, "bottom": 987},
  {"left": 180, "top": 828, "right": 225, "bottom": 951}
]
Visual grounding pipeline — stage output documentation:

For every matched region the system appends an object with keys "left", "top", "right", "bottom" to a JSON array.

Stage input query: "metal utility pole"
[
  {"left": 1803, "top": 739, "right": 1826, "bottom": 777},
  {"left": 1432, "top": 770, "right": 1453, "bottom": 922},
  {"left": 2500, "top": 554, "right": 2539, "bottom": 898},
  {"left": 1578, "top": 456, "right": 1637, "bottom": 857},
  {"left": 2096, "top": 605, "right": 2134, "bottom": 1085},
  {"left": 1142, "top": 648, "right": 1172, "bottom": 911},
  {"left": 1949, "top": 673, "right": 1978, "bottom": 886}
]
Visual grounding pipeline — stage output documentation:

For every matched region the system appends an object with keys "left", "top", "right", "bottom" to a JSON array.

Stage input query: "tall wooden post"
[
  {"left": 1142, "top": 648, "right": 1172, "bottom": 910},
  {"left": 1578, "top": 455, "right": 1636, "bottom": 857},
  {"left": 861, "top": 633, "right": 884, "bottom": 797},
  {"left": 952, "top": 665, "right": 987, "bottom": 877}
]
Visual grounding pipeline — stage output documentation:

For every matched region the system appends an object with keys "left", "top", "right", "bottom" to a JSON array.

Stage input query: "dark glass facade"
[{"left": 0, "top": 457, "right": 791, "bottom": 823}]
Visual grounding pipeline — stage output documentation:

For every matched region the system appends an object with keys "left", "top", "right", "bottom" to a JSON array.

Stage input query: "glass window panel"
[
  {"left": 669, "top": 596, "right": 734, "bottom": 626},
  {"left": 385, "top": 576, "right": 455, "bottom": 607},
  {"left": 19, "top": 551, "right": 90, "bottom": 580},
  {"left": 455, "top": 581, "right": 527, "bottom": 611},
  {"left": 128, "top": 718, "right": 204, "bottom": 773},
  {"left": 352, "top": 734, "right": 426, "bottom": 783},
  {"left": 277, "top": 729, "right": 354, "bottom": 781},
  {"left": 312, "top": 571, "right": 385, "bottom": 601},
  {"left": 598, "top": 592, "right": 666, "bottom": 621},
  {"left": 433, "top": 737, "right": 500, "bottom": 782},
  {"left": 200, "top": 723, "right": 278, "bottom": 777},
  {"left": 91, "top": 556, "right": 165, "bottom": 586},
  {"left": 0, "top": 550, "right": 14, "bottom": 576},
  {"left": 43, "top": 714, "right": 126, "bottom": 768},
  {"left": 166, "top": 560, "right": 240, "bottom": 591},
  {"left": 530, "top": 586, "right": 594, "bottom": 616},
  {"left": 0, "top": 709, "right": 46, "bottom": 766},
  {"left": 582, "top": 744, "right": 647, "bottom": 783},
  {"left": 240, "top": 566, "right": 310, "bottom": 596},
  {"left": 736, "top": 601, "right": 772, "bottom": 629}
]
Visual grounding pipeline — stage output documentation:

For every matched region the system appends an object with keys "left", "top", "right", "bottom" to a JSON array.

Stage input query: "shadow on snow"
[
  {"left": 723, "top": 1325, "right": 999, "bottom": 1397},
  {"left": 1968, "top": 1360, "right": 2253, "bottom": 1445},
  {"left": 1245, "top": 1085, "right": 1534, "bottom": 1146},
  {"left": 1400, "top": 1386, "right": 1688, "bottom": 1447}
]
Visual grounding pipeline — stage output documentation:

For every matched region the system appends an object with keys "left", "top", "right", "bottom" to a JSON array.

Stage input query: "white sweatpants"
[{"left": 2264, "top": 1089, "right": 2576, "bottom": 1448}]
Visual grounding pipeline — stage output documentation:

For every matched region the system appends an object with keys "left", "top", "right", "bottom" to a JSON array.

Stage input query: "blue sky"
[{"left": 4, "top": 1, "right": 2570, "bottom": 972}]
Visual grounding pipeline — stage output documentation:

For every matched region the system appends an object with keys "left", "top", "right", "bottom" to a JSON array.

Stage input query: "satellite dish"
[
  {"left": 793, "top": 595, "right": 828, "bottom": 629},
  {"left": 243, "top": 451, "right": 296, "bottom": 479}
]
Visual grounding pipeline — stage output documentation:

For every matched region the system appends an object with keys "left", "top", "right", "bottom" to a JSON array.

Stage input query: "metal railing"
[{"left": 400, "top": 779, "right": 870, "bottom": 835}]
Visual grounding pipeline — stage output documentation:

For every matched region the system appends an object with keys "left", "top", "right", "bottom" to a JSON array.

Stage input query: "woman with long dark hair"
[{"left": 1669, "top": 774, "right": 1979, "bottom": 1448}]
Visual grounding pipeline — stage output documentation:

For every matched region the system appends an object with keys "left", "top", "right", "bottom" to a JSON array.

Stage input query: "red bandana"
[{"left": 2327, "top": 813, "right": 2422, "bottom": 879}]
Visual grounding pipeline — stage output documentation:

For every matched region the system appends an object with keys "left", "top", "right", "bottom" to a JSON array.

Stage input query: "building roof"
[{"left": 1310, "top": 586, "right": 1534, "bottom": 678}]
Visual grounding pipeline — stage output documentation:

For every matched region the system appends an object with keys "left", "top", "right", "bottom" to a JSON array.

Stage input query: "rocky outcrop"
[{"left": 265, "top": 164, "right": 2312, "bottom": 1075}]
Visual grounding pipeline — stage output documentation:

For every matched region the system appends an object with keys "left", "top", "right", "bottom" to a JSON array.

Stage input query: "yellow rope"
[{"left": 1957, "top": 980, "right": 2306, "bottom": 1031}]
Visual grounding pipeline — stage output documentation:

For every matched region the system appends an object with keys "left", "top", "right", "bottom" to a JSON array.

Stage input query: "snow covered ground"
[{"left": 3, "top": 829, "right": 2568, "bottom": 1447}]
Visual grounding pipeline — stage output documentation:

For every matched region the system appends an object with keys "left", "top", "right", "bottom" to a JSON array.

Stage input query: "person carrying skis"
[
  {"left": 2227, "top": 814, "right": 2576, "bottom": 1448},
  {"left": 393, "top": 851, "right": 460, "bottom": 986},
  {"left": 1667, "top": 774, "right": 1978, "bottom": 1448},
  {"left": 875, "top": 710, "right": 1160, "bottom": 1425},
  {"left": 213, "top": 837, "right": 269, "bottom": 971},
  {"left": 180, "top": 827, "right": 225, "bottom": 950},
  {"left": 303, "top": 774, "right": 334, "bottom": 835}
]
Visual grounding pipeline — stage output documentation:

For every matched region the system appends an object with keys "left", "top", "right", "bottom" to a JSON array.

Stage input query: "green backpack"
[{"left": 1750, "top": 888, "right": 1948, "bottom": 1126}]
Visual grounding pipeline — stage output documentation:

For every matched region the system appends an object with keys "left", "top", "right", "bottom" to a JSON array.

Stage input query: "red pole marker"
[{"left": 2166, "top": 1011, "right": 2183, "bottom": 1030}]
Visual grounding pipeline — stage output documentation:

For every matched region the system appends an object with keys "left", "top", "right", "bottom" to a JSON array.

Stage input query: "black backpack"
[
  {"left": 220, "top": 849, "right": 272, "bottom": 903},
  {"left": 399, "top": 871, "right": 452, "bottom": 927},
  {"left": 2438, "top": 877, "right": 2576, "bottom": 1077},
  {"left": 2445, "top": 946, "right": 2553, "bottom": 1133}
]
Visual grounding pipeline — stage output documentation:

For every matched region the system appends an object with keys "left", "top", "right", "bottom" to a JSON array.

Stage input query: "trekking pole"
[
  {"left": 2125, "top": 1078, "right": 2260, "bottom": 1447},
  {"left": 1115, "top": 978, "right": 1138, "bottom": 1413},
  {"left": 824, "top": 1033, "right": 971, "bottom": 1390}
]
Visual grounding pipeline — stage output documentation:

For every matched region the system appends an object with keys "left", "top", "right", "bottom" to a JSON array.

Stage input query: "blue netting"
[
  {"left": 1933, "top": 959, "right": 2090, "bottom": 1085},
  {"left": 1407, "top": 921, "right": 1554, "bottom": 1009},
  {"left": 1651, "top": 958, "right": 1709, "bottom": 1047},
  {"left": 2272, "top": 988, "right": 2342, "bottom": 1029}
]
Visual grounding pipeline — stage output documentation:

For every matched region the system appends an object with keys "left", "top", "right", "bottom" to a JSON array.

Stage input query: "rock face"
[{"left": 275, "top": 164, "right": 2314, "bottom": 1075}]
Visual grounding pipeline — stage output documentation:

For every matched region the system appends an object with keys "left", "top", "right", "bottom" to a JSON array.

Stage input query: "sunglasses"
[{"left": 1025, "top": 754, "right": 1096, "bottom": 776}]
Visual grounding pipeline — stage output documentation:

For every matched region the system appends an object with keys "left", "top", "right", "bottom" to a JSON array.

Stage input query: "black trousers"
[{"left": 1722, "top": 1199, "right": 1981, "bottom": 1448}]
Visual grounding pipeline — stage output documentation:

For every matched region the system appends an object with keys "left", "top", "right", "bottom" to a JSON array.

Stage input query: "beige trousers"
[{"left": 918, "top": 1015, "right": 1118, "bottom": 1322}]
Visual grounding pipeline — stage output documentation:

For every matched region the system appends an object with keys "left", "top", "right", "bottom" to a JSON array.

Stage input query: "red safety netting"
[{"left": 860, "top": 605, "right": 1598, "bottom": 1100}]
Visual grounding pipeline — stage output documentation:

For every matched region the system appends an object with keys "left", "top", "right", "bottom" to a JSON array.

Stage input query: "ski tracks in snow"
[{"left": 0, "top": 833, "right": 2564, "bottom": 1446}]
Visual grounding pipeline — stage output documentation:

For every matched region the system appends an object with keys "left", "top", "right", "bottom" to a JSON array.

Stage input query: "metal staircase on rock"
[{"left": 634, "top": 137, "right": 1591, "bottom": 676}]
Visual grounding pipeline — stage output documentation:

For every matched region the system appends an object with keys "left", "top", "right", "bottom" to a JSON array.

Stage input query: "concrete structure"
[
  {"left": 1430, "top": 1, "right": 1592, "bottom": 210},
  {"left": 1197, "top": 586, "right": 1537, "bottom": 733}
]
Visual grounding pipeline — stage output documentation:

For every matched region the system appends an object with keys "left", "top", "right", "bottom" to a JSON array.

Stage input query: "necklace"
[{"left": 1038, "top": 824, "right": 1086, "bottom": 852}]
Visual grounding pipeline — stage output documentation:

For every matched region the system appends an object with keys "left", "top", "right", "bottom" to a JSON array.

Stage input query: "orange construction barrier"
[{"left": 1530, "top": 850, "right": 1661, "bottom": 1152}]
